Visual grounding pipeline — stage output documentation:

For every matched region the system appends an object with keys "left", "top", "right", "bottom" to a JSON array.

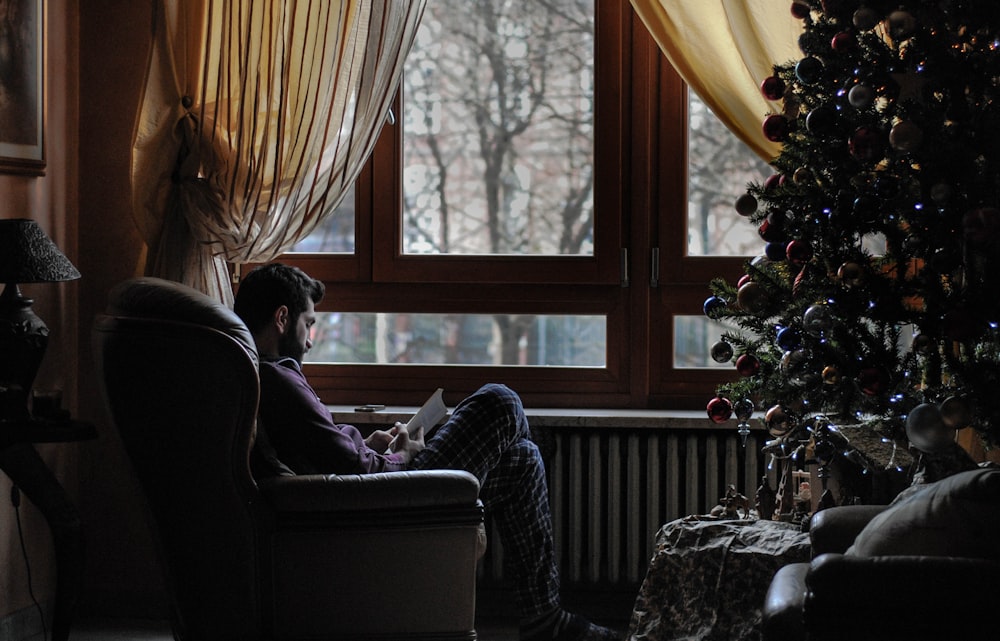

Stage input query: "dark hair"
[{"left": 234, "top": 263, "right": 325, "bottom": 333}]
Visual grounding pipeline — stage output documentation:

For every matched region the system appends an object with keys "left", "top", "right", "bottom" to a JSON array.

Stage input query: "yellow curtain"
[
  {"left": 131, "top": 0, "right": 426, "bottom": 303},
  {"left": 629, "top": 0, "right": 802, "bottom": 161}
]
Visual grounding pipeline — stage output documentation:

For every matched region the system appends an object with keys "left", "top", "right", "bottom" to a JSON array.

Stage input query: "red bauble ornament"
[
  {"left": 764, "top": 174, "right": 783, "bottom": 191},
  {"left": 849, "top": 126, "right": 885, "bottom": 162},
  {"left": 786, "top": 240, "right": 814, "bottom": 265},
  {"left": 763, "top": 115, "right": 790, "bottom": 142},
  {"left": 758, "top": 218, "right": 786, "bottom": 242},
  {"left": 707, "top": 396, "right": 734, "bottom": 424},
  {"left": 858, "top": 366, "right": 889, "bottom": 396},
  {"left": 791, "top": 1, "right": 810, "bottom": 20},
  {"left": 760, "top": 76, "right": 785, "bottom": 101},
  {"left": 831, "top": 31, "right": 856, "bottom": 52},
  {"left": 889, "top": 120, "right": 923, "bottom": 152},
  {"left": 736, "top": 354, "right": 761, "bottom": 377}
]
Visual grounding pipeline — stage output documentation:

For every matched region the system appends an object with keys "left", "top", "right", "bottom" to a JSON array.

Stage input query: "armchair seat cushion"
[{"left": 804, "top": 553, "right": 1000, "bottom": 640}]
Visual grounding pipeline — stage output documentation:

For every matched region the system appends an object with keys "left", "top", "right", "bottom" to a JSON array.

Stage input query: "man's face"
[{"left": 278, "top": 298, "right": 316, "bottom": 364}]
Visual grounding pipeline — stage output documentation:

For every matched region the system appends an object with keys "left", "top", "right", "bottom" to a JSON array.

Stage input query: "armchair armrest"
[
  {"left": 808, "top": 504, "right": 887, "bottom": 555},
  {"left": 804, "top": 553, "right": 1000, "bottom": 640},
  {"left": 257, "top": 469, "right": 481, "bottom": 513}
]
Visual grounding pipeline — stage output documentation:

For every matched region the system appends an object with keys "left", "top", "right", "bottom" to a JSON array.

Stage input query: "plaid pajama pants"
[{"left": 411, "top": 383, "right": 560, "bottom": 618}]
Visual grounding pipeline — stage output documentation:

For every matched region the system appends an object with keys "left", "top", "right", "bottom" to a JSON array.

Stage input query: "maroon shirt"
[{"left": 257, "top": 357, "right": 407, "bottom": 474}]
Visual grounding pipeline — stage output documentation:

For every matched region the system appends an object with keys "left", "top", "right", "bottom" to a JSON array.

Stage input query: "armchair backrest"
[{"left": 93, "top": 277, "right": 264, "bottom": 641}]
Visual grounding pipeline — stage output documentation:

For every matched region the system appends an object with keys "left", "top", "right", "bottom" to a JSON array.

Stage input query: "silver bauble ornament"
[
  {"left": 905, "top": 403, "right": 955, "bottom": 453},
  {"left": 710, "top": 340, "right": 734, "bottom": 363},
  {"left": 803, "top": 304, "right": 835, "bottom": 335}
]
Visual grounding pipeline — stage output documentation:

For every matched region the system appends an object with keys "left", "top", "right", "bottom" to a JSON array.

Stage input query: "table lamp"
[{"left": 0, "top": 218, "right": 81, "bottom": 421}]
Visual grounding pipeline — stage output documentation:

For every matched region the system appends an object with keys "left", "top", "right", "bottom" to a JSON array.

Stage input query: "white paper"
[
  {"left": 406, "top": 388, "right": 447, "bottom": 432},
  {"left": 385, "top": 388, "right": 447, "bottom": 453}
]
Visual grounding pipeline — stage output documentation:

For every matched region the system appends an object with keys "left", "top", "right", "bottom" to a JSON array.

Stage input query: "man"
[{"left": 234, "top": 263, "right": 620, "bottom": 641}]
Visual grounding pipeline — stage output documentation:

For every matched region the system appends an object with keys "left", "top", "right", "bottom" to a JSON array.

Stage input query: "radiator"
[{"left": 480, "top": 427, "right": 774, "bottom": 587}]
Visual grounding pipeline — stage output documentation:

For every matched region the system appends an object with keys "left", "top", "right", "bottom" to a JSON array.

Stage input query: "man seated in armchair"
[{"left": 234, "top": 263, "right": 619, "bottom": 641}]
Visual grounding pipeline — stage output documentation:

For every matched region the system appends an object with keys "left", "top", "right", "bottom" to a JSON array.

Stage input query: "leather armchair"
[
  {"left": 93, "top": 277, "right": 484, "bottom": 641},
  {"left": 762, "top": 469, "right": 1000, "bottom": 641}
]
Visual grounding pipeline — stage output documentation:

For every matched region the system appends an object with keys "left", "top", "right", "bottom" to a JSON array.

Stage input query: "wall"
[
  {"left": 0, "top": 0, "right": 82, "bottom": 628},
  {"left": 76, "top": 0, "right": 165, "bottom": 619},
  {"left": 2, "top": 0, "right": 166, "bottom": 630}
]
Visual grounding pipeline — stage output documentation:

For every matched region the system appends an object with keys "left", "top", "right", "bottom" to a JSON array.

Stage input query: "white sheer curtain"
[
  {"left": 629, "top": 0, "right": 802, "bottom": 161},
  {"left": 131, "top": 0, "right": 426, "bottom": 304}
]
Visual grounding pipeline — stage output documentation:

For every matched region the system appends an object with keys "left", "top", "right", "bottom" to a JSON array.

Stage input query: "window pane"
[
  {"left": 674, "top": 315, "right": 738, "bottom": 369},
  {"left": 287, "top": 184, "right": 356, "bottom": 253},
  {"left": 401, "top": 0, "right": 595, "bottom": 256},
  {"left": 306, "top": 312, "right": 605, "bottom": 367},
  {"left": 687, "top": 92, "right": 769, "bottom": 256}
]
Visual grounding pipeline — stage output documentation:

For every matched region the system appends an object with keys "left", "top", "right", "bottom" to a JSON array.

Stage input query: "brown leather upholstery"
[
  {"left": 94, "top": 277, "right": 483, "bottom": 641},
  {"left": 762, "top": 472, "right": 1000, "bottom": 641}
]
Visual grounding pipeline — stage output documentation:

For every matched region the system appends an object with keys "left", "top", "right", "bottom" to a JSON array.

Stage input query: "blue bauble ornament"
[
  {"left": 776, "top": 326, "right": 802, "bottom": 351},
  {"left": 703, "top": 296, "right": 727, "bottom": 319}
]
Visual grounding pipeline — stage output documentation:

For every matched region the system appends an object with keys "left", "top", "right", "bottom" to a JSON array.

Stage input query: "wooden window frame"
[{"left": 277, "top": 1, "right": 745, "bottom": 410}]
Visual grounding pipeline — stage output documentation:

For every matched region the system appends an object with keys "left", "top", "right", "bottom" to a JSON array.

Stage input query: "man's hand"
[
  {"left": 364, "top": 429, "right": 395, "bottom": 453},
  {"left": 387, "top": 422, "right": 425, "bottom": 464}
]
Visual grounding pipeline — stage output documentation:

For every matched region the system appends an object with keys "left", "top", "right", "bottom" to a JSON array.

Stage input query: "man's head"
[{"left": 234, "top": 263, "right": 325, "bottom": 363}]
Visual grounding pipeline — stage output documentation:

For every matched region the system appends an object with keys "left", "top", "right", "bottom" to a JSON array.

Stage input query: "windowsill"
[{"left": 328, "top": 405, "right": 717, "bottom": 430}]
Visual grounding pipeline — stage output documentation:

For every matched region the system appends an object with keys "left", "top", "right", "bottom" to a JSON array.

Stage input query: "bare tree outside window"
[
  {"left": 403, "top": 0, "right": 595, "bottom": 256},
  {"left": 687, "top": 93, "right": 770, "bottom": 257},
  {"left": 306, "top": 312, "right": 605, "bottom": 367}
]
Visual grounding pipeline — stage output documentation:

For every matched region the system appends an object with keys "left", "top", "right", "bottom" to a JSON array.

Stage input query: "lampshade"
[{"left": 0, "top": 218, "right": 81, "bottom": 284}]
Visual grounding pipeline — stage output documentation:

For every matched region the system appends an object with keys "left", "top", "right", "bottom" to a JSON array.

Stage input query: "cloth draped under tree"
[
  {"left": 131, "top": 0, "right": 426, "bottom": 304},
  {"left": 629, "top": 0, "right": 802, "bottom": 162}
]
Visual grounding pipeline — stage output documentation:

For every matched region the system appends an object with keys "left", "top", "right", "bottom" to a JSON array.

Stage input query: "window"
[{"left": 277, "top": 0, "right": 761, "bottom": 409}]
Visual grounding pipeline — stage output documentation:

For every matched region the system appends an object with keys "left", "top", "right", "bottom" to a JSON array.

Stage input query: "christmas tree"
[{"left": 704, "top": 0, "right": 1000, "bottom": 471}]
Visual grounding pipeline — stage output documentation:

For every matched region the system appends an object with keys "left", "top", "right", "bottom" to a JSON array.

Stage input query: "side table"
[
  {"left": 627, "top": 517, "right": 811, "bottom": 641},
  {"left": 1, "top": 419, "right": 97, "bottom": 641}
]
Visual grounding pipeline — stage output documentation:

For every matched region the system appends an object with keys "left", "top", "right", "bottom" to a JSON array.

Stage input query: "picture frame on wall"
[{"left": 0, "top": 0, "right": 44, "bottom": 175}]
